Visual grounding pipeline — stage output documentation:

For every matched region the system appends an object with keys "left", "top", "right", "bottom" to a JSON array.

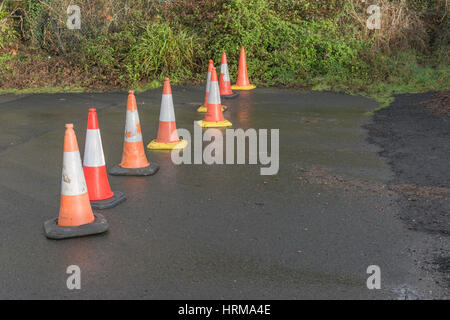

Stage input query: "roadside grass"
[
  {"left": 312, "top": 59, "right": 449, "bottom": 115},
  {"left": 0, "top": 86, "right": 84, "bottom": 95},
  {"left": 1, "top": 56, "right": 448, "bottom": 115},
  {"left": 134, "top": 79, "right": 164, "bottom": 93}
]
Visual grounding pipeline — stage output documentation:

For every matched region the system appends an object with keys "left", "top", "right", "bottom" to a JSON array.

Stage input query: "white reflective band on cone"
[
  {"left": 208, "top": 82, "right": 221, "bottom": 105},
  {"left": 159, "top": 95, "right": 176, "bottom": 122},
  {"left": 61, "top": 150, "right": 88, "bottom": 196},
  {"left": 83, "top": 129, "right": 106, "bottom": 167},
  {"left": 205, "top": 72, "right": 211, "bottom": 93},
  {"left": 124, "top": 110, "right": 143, "bottom": 143},
  {"left": 221, "top": 64, "right": 230, "bottom": 82}
]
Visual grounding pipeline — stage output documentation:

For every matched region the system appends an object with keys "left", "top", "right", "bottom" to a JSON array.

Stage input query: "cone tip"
[
  {"left": 64, "top": 123, "right": 79, "bottom": 152},
  {"left": 222, "top": 52, "right": 227, "bottom": 63},
  {"left": 87, "top": 108, "right": 99, "bottom": 129},
  {"left": 128, "top": 90, "right": 134, "bottom": 95},
  {"left": 210, "top": 67, "right": 218, "bottom": 81},
  {"left": 164, "top": 77, "right": 170, "bottom": 82},
  {"left": 163, "top": 77, "right": 172, "bottom": 94},
  {"left": 209, "top": 59, "right": 214, "bottom": 64}
]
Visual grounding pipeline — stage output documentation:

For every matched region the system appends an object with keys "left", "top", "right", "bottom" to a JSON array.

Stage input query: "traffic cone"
[
  {"left": 44, "top": 124, "right": 108, "bottom": 240},
  {"left": 83, "top": 108, "right": 126, "bottom": 209},
  {"left": 231, "top": 46, "right": 256, "bottom": 90},
  {"left": 198, "top": 59, "right": 228, "bottom": 113},
  {"left": 109, "top": 90, "right": 159, "bottom": 176},
  {"left": 197, "top": 67, "right": 232, "bottom": 128},
  {"left": 219, "top": 52, "right": 239, "bottom": 99},
  {"left": 148, "top": 78, "right": 188, "bottom": 150}
]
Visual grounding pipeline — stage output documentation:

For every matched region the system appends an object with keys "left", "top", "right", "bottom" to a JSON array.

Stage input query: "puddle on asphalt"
[{"left": 4, "top": 88, "right": 443, "bottom": 299}]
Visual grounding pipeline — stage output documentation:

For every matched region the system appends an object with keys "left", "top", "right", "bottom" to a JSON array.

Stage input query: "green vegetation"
[
  {"left": 0, "top": 2, "right": 17, "bottom": 50},
  {"left": 0, "top": 0, "right": 448, "bottom": 105}
]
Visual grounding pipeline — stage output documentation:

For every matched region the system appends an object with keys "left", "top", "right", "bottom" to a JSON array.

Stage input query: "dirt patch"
[
  {"left": 421, "top": 91, "right": 450, "bottom": 116},
  {"left": 295, "top": 166, "right": 386, "bottom": 193},
  {"left": 296, "top": 166, "right": 450, "bottom": 202},
  {"left": 297, "top": 117, "right": 338, "bottom": 124},
  {"left": 364, "top": 92, "right": 450, "bottom": 235},
  {"left": 364, "top": 91, "right": 450, "bottom": 288},
  {"left": 390, "top": 184, "right": 450, "bottom": 202}
]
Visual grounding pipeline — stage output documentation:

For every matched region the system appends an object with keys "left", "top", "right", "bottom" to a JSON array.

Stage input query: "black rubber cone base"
[
  {"left": 44, "top": 213, "right": 108, "bottom": 240},
  {"left": 221, "top": 91, "right": 240, "bottom": 99},
  {"left": 90, "top": 191, "right": 126, "bottom": 210},
  {"left": 109, "top": 163, "right": 159, "bottom": 176}
]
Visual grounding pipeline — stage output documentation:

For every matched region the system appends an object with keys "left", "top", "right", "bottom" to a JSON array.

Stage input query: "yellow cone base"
[
  {"left": 231, "top": 84, "right": 256, "bottom": 91},
  {"left": 147, "top": 139, "right": 188, "bottom": 150},
  {"left": 197, "top": 105, "right": 228, "bottom": 113},
  {"left": 196, "top": 120, "right": 232, "bottom": 128}
]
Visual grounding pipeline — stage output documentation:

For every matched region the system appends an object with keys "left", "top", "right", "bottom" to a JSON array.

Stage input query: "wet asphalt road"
[{"left": 0, "top": 87, "right": 446, "bottom": 299}]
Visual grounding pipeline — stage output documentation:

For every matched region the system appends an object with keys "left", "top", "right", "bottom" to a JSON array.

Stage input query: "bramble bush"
[
  {"left": 0, "top": 1, "right": 18, "bottom": 51},
  {"left": 0, "top": 0, "right": 448, "bottom": 95}
]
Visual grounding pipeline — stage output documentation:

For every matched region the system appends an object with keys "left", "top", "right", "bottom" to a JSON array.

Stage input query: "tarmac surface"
[{"left": 0, "top": 87, "right": 447, "bottom": 299}]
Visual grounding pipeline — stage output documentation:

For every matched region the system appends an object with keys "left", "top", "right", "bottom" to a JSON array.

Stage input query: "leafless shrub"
[{"left": 344, "top": 0, "right": 429, "bottom": 53}]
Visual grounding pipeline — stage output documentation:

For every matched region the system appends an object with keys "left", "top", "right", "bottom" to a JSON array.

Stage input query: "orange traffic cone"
[
  {"left": 109, "top": 90, "right": 159, "bottom": 176},
  {"left": 148, "top": 78, "right": 188, "bottom": 150},
  {"left": 197, "top": 67, "right": 232, "bottom": 128},
  {"left": 231, "top": 46, "right": 256, "bottom": 90},
  {"left": 219, "top": 52, "right": 239, "bottom": 99},
  {"left": 198, "top": 59, "right": 228, "bottom": 113},
  {"left": 44, "top": 124, "right": 108, "bottom": 239},
  {"left": 83, "top": 108, "right": 126, "bottom": 209}
]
